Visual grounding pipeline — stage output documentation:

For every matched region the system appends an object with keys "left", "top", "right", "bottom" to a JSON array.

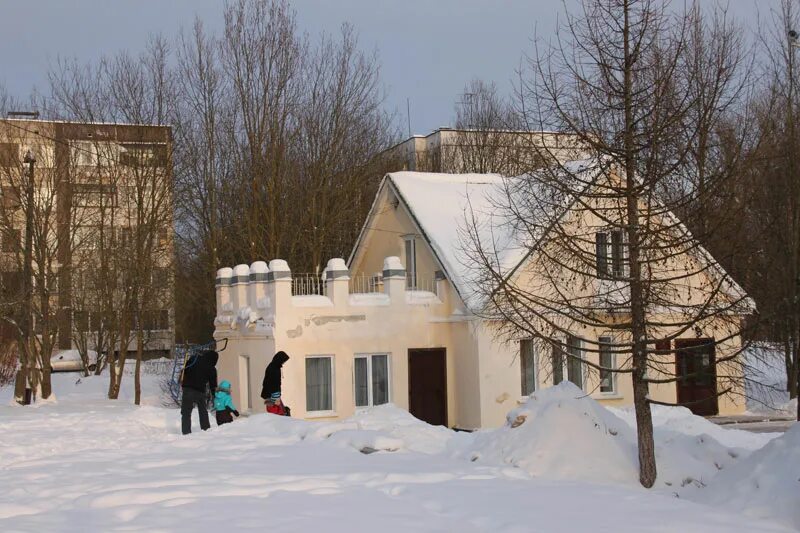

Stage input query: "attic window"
[
  {"left": 595, "top": 230, "right": 627, "bottom": 279},
  {"left": 388, "top": 189, "right": 399, "bottom": 210},
  {"left": 404, "top": 235, "right": 417, "bottom": 289}
]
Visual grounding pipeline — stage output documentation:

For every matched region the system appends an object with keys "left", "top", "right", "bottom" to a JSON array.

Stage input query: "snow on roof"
[
  {"left": 386, "top": 171, "right": 521, "bottom": 307},
  {"left": 385, "top": 161, "right": 601, "bottom": 308},
  {"left": 374, "top": 160, "right": 752, "bottom": 313}
]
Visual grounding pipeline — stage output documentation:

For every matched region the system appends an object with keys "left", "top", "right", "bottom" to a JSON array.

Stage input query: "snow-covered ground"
[{"left": 0, "top": 375, "right": 794, "bottom": 532}]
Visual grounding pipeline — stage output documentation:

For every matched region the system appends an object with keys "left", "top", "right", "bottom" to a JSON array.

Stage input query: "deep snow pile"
[
  {"left": 454, "top": 382, "right": 639, "bottom": 485},
  {"left": 0, "top": 375, "right": 795, "bottom": 532},
  {"left": 609, "top": 404, "right": 778, "bottom": 451},
  {"left": 456, "top": 382, "right": 778, "bottom": 490},
  {"left": 687, "top": 424, "right": 800, "bottom": 530}
]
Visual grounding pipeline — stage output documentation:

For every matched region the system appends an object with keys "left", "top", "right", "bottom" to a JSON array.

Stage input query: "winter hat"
[{"left": 217, "top": 380, "right": 231, "bottom": 392}]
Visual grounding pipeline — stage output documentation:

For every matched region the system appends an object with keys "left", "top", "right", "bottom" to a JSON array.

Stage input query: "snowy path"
[{"left": 0, "top": 378, "right": 792, "bottom": 532}]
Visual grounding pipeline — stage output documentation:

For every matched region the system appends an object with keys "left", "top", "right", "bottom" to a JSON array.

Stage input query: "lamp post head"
[
  {"left": 790, "top": 29, "right": 800, "bottom": 48},
  {"left": 23, "top": 150, "right": 36, "bottom": 164}
]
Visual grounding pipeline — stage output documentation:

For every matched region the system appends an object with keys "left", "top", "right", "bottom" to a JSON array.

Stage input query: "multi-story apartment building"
[
  {"left": 386, "top": 127, "right": 585, "bottom": 176},
  {"left": 0, "top": 117, "right": 174, "bottom": 364}
]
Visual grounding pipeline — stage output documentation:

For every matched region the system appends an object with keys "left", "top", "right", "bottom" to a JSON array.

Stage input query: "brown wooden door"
[
  {"left": 408, "top": 348, "right": 448, "bottom": 426},
  {"left": 675, "top": 339, "right": 718, "bottom": 416}
]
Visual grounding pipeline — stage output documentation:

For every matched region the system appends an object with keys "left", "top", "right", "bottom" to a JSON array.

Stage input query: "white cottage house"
[{"left": 213, "top": 169, "right": 750, "bottom": 428}]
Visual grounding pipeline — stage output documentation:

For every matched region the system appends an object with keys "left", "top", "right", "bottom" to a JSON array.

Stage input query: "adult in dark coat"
[
  {"left": 261, "top": 351, "right": 289, "bottom": 413},
  {"left": 181, "top": 349, "right": 219, "bottom": 435}
]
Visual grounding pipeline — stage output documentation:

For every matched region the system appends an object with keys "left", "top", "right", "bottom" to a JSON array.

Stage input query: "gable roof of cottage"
[{"left": 349, "top": 162, "right": 753, "bottom": 313}]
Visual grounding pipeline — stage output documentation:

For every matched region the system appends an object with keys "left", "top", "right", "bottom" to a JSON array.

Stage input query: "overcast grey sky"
[{"left": 0, "top": 0, "right": 779, "bottom": 134}]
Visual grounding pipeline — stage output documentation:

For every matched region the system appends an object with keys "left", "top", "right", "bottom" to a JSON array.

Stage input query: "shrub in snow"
[{"left": 687, "top": 424, "right": 800, "bottom": 529}]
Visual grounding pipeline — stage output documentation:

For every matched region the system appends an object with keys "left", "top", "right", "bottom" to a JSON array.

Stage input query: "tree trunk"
[
  {"left": 632, "top": 355, "right": 656, "bottom": 485},
  {"left": 109, "top": 329, "right": 130, "bottom": 400},
  {"left": 796, "top": 356, "right": 800, "bottom": 421},
  {"left": 108, "top": 350, "right": 117, "bottom": 398},
  {"left": 110, "top": 351, "right": 127, "bottom": 400},
  {"left": 788, "top": 336, "right": 799, "bottom": 399},
  {"left": 38, "top": 365, "right": 52, "bottom": 400},
  {"left": 13, "top": 366, "right": 29, "bottom": 404},
  {"left": 622, "top": 0, "right": 657, "bottom": 489},
  {"left": 134, "top": 329, "right": 143, "bottom": 406}
]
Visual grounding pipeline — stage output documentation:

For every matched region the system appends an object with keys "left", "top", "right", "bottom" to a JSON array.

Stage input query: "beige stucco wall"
[
  {"left": 350, "top": 182, "right": 443, "bottom": 292},
  {"left": 214, "top": 260, "right": 484, "bottom": 428},
  {"left": 482, "top": 184, "right": 748, "bottom": 421},
  {"left": 214, "top": 171, "right": 749, "bottom": 428}
]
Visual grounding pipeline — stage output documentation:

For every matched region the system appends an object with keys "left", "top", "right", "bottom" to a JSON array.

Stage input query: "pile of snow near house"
[
  {"left": 454, "top": 382, "right": 639, "bottom": 485},
  {"left": 456, "top": 382, "right": 778, "bottom": 489},
  {"left": 0, "top": 374, "right": 794, "bottom": 532},
  {"left": 686, "top": 424, "right": 800, "bottom": 530}
]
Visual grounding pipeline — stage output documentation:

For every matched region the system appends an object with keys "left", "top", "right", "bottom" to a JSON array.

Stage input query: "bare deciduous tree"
[{"left": 464, "top": 0, "right": 753, "bottom": 487}]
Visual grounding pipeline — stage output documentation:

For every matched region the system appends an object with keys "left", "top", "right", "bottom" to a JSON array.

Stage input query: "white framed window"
[
  {"left": 404, "top": 235, "right": 417, "bottom": 289},
  {"left": 598, "top": 335, "right": 616, "bottom": 394},
  {"left": 566, "top": 334, "right": 584, "bottom": 389},
  {"left": 305, "top": 355, "right": 334, "bottom": 413},
  {"left": 595, "top": 229, "right": 627, "bottom": 279},
  {"left": 520, "top": 339, "right": 537, "bottom": 396},
  {"left": 551, "top": 334, "right": 584, "bottom": 389},
  {"left": 354, "top": 353, "right": 390, "bottom": 407},
  {"left": 551, "top": 340, "right": 564, "bottom": 385}
]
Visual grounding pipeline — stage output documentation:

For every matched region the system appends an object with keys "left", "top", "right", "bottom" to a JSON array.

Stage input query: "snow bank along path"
[
  {"left": 0, "top": 375, "right": 792, "bottom": 532},
  {"left": 687, "top": 424, "right": 800, "bottom": 530}
]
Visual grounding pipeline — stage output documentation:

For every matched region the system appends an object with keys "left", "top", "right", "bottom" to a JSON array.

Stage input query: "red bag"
[{"left": 266, "top": 403, "right": 286, "bottom": 416}]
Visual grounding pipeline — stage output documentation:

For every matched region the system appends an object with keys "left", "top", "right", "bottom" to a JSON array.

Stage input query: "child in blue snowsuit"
[{"left": 214, "top": 380, "right": 240, "bottom": 426}]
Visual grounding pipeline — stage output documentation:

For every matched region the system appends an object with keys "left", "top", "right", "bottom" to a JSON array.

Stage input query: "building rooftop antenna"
[{"left": 406, "top": 98, "right": 412, "bottom": 138}]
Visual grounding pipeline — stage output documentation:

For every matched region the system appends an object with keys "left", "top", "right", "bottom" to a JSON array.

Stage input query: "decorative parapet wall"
[{"left": 213, "top": 256, "right": 451, "bottom": 340}]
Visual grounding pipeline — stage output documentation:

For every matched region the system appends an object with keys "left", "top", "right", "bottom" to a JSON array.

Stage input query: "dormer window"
[{"left": 595, "top": 229, "right": 626, "bottom": 279}]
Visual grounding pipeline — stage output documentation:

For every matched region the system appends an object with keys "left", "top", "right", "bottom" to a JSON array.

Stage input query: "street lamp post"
[{"left": 20, "top": 149, "right": 35, "bottom": 404}]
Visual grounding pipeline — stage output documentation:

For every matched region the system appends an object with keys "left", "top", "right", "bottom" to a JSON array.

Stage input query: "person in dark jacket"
[
  {"left": 261, "top": 351, "right": 289, "bottom": 415},
  {"left": 181, "top": 349, "right": 218, "bottom": 434}
]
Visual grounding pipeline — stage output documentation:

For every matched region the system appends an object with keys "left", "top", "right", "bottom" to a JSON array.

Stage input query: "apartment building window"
[
  {"left": 73, "top": 311, "right": 90, "bottom": 332},
  {"left": 2, "top": 228, "right": 21, "bottom": 253},
  {"left": 70, "top": 141, "right": 101, "bottom": 167},
  {"left": 306, "top": 355, "right": 334, "bottom": 412},
  {"left": 0, "top": 143, "right": 18, "bottom": 167},
  {"left": 116, "top": 226, "right": 134, "bottom": 249},
  {"left": 1, "top": 187, "right": 20, "bottom": 209},
  {"left": 140, "top": 310, "right": 169, "bottom": 331},
  {"left": 0, "top": 271, "right": 22, "bottom": 298},
  {"left": 520, "top": 339, "right": 536, "bottom": 396},
  {"left": 72, "top": 183, "right": 117, "bottom": 207},
  {"left": 599, "top": 336, "right": 616, "bottom": 394},
  {"left": 74, "top": 226, "right": 99, "bottom": 249},
  {"left": 354, "top": 354, "right": 390, "bottom": 407},
  {"left": 120, "top": 144, "right": 167, "bottom": 167},
  {"left": 404, "top": 235, "right": 417, "bottom": 289},
  {"left": 595, "top": 230, "right": 626, "bottom": 278}
]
